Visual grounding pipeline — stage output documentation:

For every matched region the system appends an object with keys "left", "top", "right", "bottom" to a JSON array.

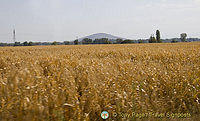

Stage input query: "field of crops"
[{"left": 0, "top": 43, "right": 200, "bottom": 121}]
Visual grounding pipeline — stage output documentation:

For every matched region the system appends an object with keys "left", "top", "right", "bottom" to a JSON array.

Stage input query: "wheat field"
[{"left": 0, "top": 43, "right": 200, "bottom": 121}]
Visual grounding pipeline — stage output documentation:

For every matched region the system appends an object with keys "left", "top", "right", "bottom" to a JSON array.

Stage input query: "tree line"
[{"left": 0, "top": 30, "right": 194, "bottom": 47}]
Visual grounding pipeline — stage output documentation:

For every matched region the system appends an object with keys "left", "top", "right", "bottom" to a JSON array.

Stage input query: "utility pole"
[
  {"left": 76, "top": 36, "right": 81, "bottom": 44},
  {"left": 13, "top": 29, "right": 16, "bottom": 43}
]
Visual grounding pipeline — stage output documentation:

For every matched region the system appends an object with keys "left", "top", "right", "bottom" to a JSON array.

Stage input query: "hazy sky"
[{"left": 0, "top": 0, "right": 200, "bottom": 42}]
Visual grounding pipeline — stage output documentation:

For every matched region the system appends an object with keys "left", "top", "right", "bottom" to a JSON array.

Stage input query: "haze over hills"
[{"left": 78, "top": 33, "right": 126, "bottom": 41}]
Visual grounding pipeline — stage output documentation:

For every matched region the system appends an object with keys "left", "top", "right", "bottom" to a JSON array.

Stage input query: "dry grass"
[{"left": 0, "top": 43, "right": 200, "bottom": 121}]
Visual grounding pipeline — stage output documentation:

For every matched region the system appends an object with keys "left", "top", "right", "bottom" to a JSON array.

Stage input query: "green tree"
[
  {"left": 28, "top": 41, "right": 33, "bottom": 46},
  {"left": 64, "top": 41, "right": 70, "bottom": 45},
  {"left": 51, "top": 41, "right": 58, "bottom": 45},
  {"left": 14, "top": 42, "right": 21, "bottom": 46},
  {"left": 180, "top": 33, "right": 187, "bottom": 42},
  {"left": 0, "top": 43, "right": 7, "bottom": 46},
  {"left": 93, "top": 38, "right": 111, "bottom": 44},
  {"left": 116, "top": 38, "right": 123, "bottom": 44},
  {"left": 74, "top": 39, "right": 78, "bottom": 45},
  {"left": 82, "top": 38, "right": 92, "bottom": 44},
  {"left": 171, "top": 39, "right": 178, "bottom": 43},
  {"left": 138, "top": 40, "right": 144, "bottom": 43},
  {"left": 23, "top": 41, "right": 28, "bottom": 46},
  {"left": 156, "top": 30, "right": 162, "bottom": 43},
  {"left": 121, "top": 39, "right": 134, "bottom": 44},
  {"left": 149, "top": 35, "right": 156, "bottom": 43}
]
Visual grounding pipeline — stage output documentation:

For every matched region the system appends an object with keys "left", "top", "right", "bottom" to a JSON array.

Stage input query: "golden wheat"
[{"left": 0, "top": 43, "right": 200, "bottom": 121}]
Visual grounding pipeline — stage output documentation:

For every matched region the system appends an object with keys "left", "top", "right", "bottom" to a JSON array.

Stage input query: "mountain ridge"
[{"left": 78, "top": 33, "right": 125, "bottom": 41}]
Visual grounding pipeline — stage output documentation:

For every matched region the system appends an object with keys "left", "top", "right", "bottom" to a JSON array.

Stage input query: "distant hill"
[{"left": 78, "top": 33, "right": 125, "bottom": 41}]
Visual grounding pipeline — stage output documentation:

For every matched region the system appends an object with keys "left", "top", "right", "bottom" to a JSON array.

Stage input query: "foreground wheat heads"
[{"left": 0, "top": 43, "right": 200, "bottom": 121}]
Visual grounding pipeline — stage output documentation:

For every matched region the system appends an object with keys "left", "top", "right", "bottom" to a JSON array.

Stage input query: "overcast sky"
[{"left": 0, "top": 0, "right": 200, "bottom": 42}]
